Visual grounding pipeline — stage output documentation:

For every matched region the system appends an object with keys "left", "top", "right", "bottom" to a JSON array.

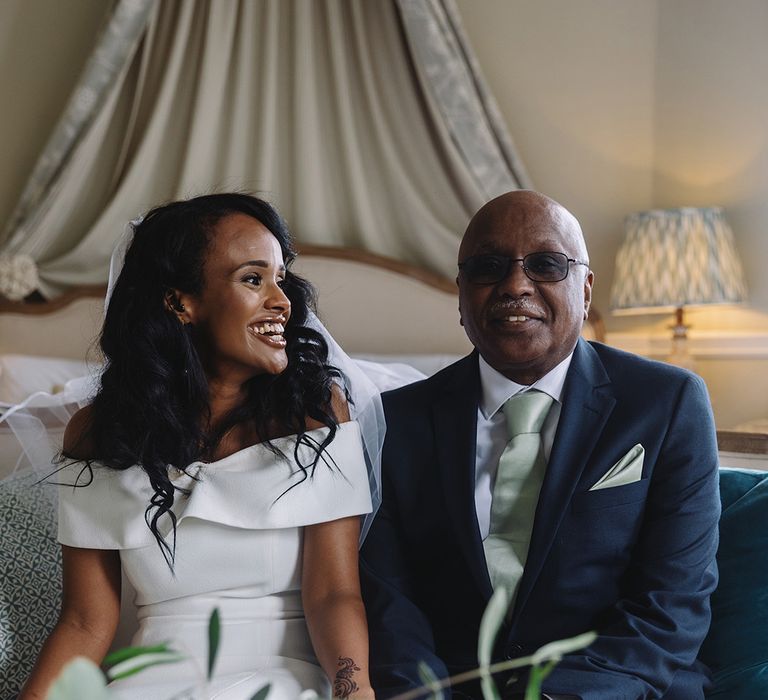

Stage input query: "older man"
[{"left": 360, "top": 191, "right": 720, "bottom": 699}]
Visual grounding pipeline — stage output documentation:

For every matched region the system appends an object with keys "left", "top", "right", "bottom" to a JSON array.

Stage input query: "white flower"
[{"left": 0, "top": 253, "right": 39, "bottom": 300}]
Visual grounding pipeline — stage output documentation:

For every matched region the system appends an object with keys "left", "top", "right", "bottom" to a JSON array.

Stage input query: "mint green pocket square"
[{"left": 589, "top": 444, "right": 645, "bottom": 491}]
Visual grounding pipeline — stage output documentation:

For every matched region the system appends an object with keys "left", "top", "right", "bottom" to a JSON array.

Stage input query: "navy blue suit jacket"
[{"left": 360, "top": 340, "right": 720, "bottom": 700}]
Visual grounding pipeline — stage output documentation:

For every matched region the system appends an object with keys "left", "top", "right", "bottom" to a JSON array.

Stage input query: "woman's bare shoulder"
[
  {"left": 63, "top": 405, "right": 97, "bottom": 460},
  {"left": 305, "top": 383, "right": 351, "bottom": 431}
]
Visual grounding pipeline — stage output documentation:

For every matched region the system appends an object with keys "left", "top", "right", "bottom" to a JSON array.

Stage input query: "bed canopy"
[{"left": 0, "top": 0, "right": 529, "bottom": 299}]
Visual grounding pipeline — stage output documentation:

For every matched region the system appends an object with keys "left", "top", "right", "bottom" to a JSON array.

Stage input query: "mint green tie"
[{"left": 484, "top": 390, "right": 554, "bottom": 598}]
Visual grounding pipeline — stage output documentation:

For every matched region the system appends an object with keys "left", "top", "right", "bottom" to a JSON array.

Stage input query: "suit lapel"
[
  {"left": 512, "top": 340, "right": 616, "bottom": 618},
  {"left": 432, "top": 352, "right": 494, "bottom": 601}
]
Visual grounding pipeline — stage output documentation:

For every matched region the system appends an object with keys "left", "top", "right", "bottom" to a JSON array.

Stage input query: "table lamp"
[{"left": 609, "top": 207, "right": 748, "bottom": 370}]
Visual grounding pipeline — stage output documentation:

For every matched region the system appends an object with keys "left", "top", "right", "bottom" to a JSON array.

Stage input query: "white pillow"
[
  {"left": 352, "top": 359, "right": 426, "bottom": 393},
  {"left": 354, "top": 353, "right": 463, "bottom": 378},
  {"left": 0, "top": 355, "right": 91, "bottom": 405},
  {"left": 0, "top": 352, "right": 462, "bottom": 405}
]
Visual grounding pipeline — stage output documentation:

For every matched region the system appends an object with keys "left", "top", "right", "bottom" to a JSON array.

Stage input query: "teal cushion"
[{"left": 700, "top": 468, "right": 768, "bottom": 698}]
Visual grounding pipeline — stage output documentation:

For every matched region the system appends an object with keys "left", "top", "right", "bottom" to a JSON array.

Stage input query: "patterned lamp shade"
[{"left": 610, "top": 207, "right": 748, "bottom": 313}]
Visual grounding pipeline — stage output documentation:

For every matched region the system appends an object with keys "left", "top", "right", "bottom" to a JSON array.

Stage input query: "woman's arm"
[
  {"left": 20, "top": 544, "right": 121, "bottom": 699},
  {"left": 303, "top": 515, "right": 374, "bottom": 700},
  {"left": 302, "top": 384, "right": 373, "bottom": 697}
]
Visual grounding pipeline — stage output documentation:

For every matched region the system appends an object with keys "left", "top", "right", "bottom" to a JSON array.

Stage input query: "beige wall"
[
  {"left": 652, "top": 0, "right": 768, "bottom": 426},
  {"left": 455, "top": 0, "right": 658, "bottom": 317},
  {"left": 0, "top": 0, "right": 108, "bottom": 227},
  {"left": 456, "top": 0, "right": 768, "bottom": 427},
  {"left": 455, "top": 0, "right": 768, "bottom": 329},
  {"left": 654, "top": 0, "right": 768, "bottom": 331}
]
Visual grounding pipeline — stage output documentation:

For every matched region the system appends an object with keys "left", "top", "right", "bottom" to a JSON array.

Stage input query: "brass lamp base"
[{"left": 666, "top": 307, "right": 697, "bottom": 372}]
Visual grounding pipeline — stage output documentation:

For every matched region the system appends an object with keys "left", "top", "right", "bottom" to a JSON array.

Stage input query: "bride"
[{"left": 20, "top": 193, "right": 380, "bottom": 700}]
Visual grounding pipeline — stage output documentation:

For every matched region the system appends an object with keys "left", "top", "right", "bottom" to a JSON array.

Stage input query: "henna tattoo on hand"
[{"left": 334, "top": 656, "right": 360, "bottom": 698}]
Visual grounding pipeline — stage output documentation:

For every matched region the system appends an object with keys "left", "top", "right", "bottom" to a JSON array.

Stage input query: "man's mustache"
[{"left": 488, "top": 300, "right": 544, "bottom": 317}]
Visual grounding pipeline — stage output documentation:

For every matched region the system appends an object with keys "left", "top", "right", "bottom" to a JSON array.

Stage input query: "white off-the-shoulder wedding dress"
[{"left": 56, "top": 421, "right": 372, "bottom": 700}]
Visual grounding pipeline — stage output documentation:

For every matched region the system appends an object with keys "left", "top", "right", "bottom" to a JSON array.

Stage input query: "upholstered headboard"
[{"left": 0, "top": 244, "right": 607, "bottom": 362}]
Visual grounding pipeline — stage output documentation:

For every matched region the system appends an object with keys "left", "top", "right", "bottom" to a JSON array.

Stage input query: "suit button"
[{"left": 505, "top": 643, "right": 524, "bottom": 658}]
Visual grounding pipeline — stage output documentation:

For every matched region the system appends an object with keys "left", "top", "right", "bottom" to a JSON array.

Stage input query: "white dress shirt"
[{"left": 474, "top": 353, "right": 574, "bottom": 540}]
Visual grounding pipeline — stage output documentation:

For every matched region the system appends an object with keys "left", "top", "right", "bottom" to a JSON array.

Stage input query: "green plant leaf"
[
  {"left": 106, "top": 651, "right": 186, "bottom": 681},
  {"left": 249, "top": 683, "right": 272, "bottom": 700},
  {"left": 524, "top": 665, "right": 544, "bottom": 700},
  {"left": 529, "top": 630, "right": 596, "bottom": 666},
  {"left": 103, "top": 643, "right": 172, "bottom": 667},
  {"left": 208, "top": 607, "right": 221, "bottom": 680},
  {"left": 477, "top": 586, "right": 508, "bottom": 700},
  {"left": 477, "top": 586, "right": 509, "bottom": 668},
  {"left": 480, "top": 670, "right": 501, "bottom": 700},
  {"left": 538, "top": 658, "right": 557, "bottom": 682},
  {"left": 524, "top": 660, "right": 557, "bottom": 700},
  {"left": 417, "top": 660, "right": 442, "bottom": 700},
  {"left": 391, "top": 630, "right": 598, "bottom": 700},
  {"left": 46, "top": 657, "right": 110, "bottom": 700}
]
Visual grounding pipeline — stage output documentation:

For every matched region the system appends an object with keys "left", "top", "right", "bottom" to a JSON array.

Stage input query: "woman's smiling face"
[{"left": 178, "top": 212, "right": 292, "bottom": 383}]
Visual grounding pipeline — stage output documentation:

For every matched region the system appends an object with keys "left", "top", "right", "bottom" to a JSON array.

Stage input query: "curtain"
[
  {"left": 0, "top": 0, "right": 530, "bottom": 298},
  {"left": 396, "top": 0, "right": 530, "bottom": 199}
]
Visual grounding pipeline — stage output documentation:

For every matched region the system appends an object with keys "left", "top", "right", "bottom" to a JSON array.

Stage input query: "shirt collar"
[{"left": 478, "top": 351, "right": 574, "bottom": 420}]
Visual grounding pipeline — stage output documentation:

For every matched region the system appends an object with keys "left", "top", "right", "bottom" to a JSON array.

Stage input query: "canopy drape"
[{"left": 0, "top": 0, "right": 530, "bottom": 299}]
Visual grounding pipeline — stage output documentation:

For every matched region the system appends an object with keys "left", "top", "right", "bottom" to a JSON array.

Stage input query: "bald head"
[
  {"left": 457, "top": 190, "right": 593, "bottom": 384},
  {"left": 459, "top": 190, "right": 588, "bottom": 264}
]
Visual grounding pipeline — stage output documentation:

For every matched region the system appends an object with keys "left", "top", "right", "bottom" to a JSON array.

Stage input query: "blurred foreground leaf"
[
  {"left": 46, "top": 657, "right": 110, "bottom": 700},
  {"left": 106, "top": 650, "right": 186, "bottom": 681},
  {"left": 530, "top": 631, "right": 596, "bottom": 666},
  {"left": 524, "top": 660, "right": 556, "bottom": 700},
  {"left": 104, "top": 643, "right": 173, "bottom": 667},
  {"left": 361, "top": 627, "right": 597, "bottom": 700},
  {"left": 477, "top": 586, "right": 508, "bottom": 700},
  {"left": 418, "top": 660, "right": 442, "bottom": 700},
  {"left": 208, "top": 607, "right": 221, "bottom": 680},
  {"left": 250, "top": 683, "right": 272, "bottom": 700}
]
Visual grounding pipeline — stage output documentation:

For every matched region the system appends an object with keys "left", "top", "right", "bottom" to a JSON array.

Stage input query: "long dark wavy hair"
[{"left": 66, "top": 193, "right": 342, "bottom": 566}]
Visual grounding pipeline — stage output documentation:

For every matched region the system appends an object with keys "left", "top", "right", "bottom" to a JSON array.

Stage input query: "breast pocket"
[
  {"left": 562, "top": 478, "right": 651, "bottom": 567},
  {"left": 571, "top": 477, "right": 650, "bottom": 513}
]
